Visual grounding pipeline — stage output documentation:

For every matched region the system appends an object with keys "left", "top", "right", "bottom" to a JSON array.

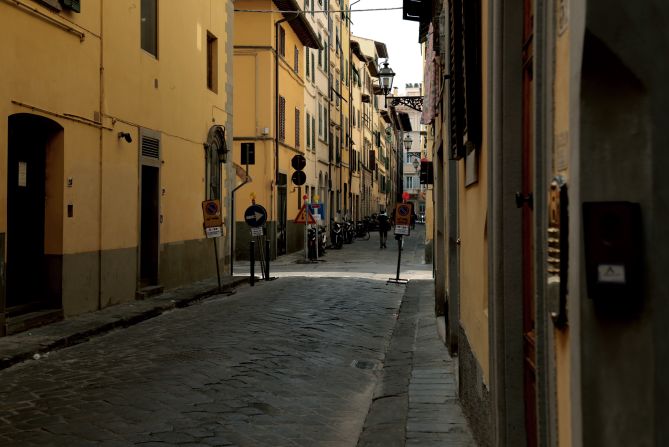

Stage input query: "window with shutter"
[
  {"left": 306, "top": 113, "right": 311, "bottom": 148},
  {"left": 207, "top": 32, "right": 218, "bottom": 93},
  {"left": 62, "top": 0, "right": 80, "bottom": 12},
  {"left": 295, "top": 108, "right": 300, "bottom": 148},
  {"left": 279, "top": 96, "right": 286, "bottom": 142},
  {"left": 294, "top": 46, "right": 299, "bottom": 74},
  {"left": 462, "top": 0, "right": 482, "bottom": 151},
  {"left": 141, "top": 0, "right": 158, "bottom": 57},
  {"left": 35, "top": 0, "right": 61, "bottom": 11},
  {"left": 447, "top": 0, "right": 482, "bottom": 160},
  {"left": 306, "top": 49, "right": 310, "bottom": 77},
  {"left": 311, "top": 116, "right": 316, "bottom": 151},
  {"left": 279, "top": 26, "right": 286, "bottom": 57},
  {"left": 311, "top": 53, "right": 315, "bottom": 81}
]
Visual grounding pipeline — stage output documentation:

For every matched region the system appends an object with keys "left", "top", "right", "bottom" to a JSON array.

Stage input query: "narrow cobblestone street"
[{"left": 0, "top": 227, "right": 475, "bottom": 446}]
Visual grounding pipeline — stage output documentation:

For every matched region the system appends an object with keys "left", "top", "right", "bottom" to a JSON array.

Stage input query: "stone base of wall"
[{"left": 458, "top": 325, "right": 492, "bottom": 447}]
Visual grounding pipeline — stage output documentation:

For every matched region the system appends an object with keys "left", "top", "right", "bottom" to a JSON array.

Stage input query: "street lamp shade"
[
  {"left": 379, "top": 61, "right": 395, "bottom": 96},
  {"left": 412, "top": 157, "right": 420, "bottom": 170},
  {"left": 403, "top": 134, "right": 413, "bottom": 151}
]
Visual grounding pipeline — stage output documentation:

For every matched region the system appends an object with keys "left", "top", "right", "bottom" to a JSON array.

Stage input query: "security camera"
[{"left": 118, "top": 132, "right": 133, "bottom": 143}]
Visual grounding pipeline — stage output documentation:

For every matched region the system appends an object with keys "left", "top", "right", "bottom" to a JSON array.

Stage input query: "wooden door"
[{"left": 521, "top": 0, "right": 538, "bottom": 444}]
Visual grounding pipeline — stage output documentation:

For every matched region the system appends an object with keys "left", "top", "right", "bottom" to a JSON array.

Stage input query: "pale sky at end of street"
[{"left": 350, "top": 0, "right": 423, "bottom": 96}]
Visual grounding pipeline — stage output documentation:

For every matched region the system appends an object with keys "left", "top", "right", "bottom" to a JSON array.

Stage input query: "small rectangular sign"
[
  {"left": 597, "top": 264, "right": 626, "bottom": 284},
  {"left": 251, "top": 227, "right": 263, "bottom": 237},
  {"left": 395, "top": 224, "right": 410, "bottom": 235},
  {"left": 205, "top": 226, "right": 222, "bottom": 238},
  {"left": 18, "top": 162, "right": 27, "bottom": 187}
]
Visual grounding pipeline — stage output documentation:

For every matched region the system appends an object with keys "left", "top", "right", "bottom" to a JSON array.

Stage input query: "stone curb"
[{"left": 0, "top": 276, "right": 249, "bottom": 371}]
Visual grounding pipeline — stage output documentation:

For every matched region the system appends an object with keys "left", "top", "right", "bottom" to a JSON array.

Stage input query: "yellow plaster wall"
[
  {"left": 458, "top": 0, "right": 490, "bottom": 384},
  {"left": 233, "top": 3, "right": 309, "bottom": 226},
  {"left": 233, "top": 2, "right": 272, "bottom": 48},
  {"left": 0, "top": 2, "right": 101, "bottom": 251},
  {"left": 101, "top": 1, "right": 230, "bottom": 248},
  {"left": 101, "top": 126, "right": 139, "bottom": 250},
  {"left": 62, "top": 125, "right": 102, "bottom": 254}
]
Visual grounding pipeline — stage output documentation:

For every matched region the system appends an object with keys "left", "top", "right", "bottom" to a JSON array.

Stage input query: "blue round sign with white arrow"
[{"left": 244, "top": 204, "right": 267, "bottom": 228}]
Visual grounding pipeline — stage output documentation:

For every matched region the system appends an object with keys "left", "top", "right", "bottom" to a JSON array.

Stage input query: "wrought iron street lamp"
[
  {"left": 379, "top": 61, "right": 395, "bottom": 106},
  {"left": 412, "top": 157, "right": 420, "bottom": 170},
  {"left": 403, "top": 133, "right": 413, "bottom": 151}
]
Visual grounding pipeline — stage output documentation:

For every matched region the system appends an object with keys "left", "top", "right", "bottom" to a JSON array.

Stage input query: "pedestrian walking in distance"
[{"left": 377, "top": 211, "right": 391, "bottom": 248}]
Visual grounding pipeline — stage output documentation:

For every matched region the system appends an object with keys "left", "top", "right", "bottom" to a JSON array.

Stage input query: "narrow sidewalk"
[
  {"left": 0, "top": 276, "right": 247, "bottom": 371},
  {"left": 357, "top": 279, "right": 477, "bottom": 447}
]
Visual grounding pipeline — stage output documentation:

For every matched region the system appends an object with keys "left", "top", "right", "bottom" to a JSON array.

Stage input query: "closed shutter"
[
  {"left": 279, "top": 96, "right": 286, "bottom": 141},
  {"left": 449, "top": 0, "right": 482, "bottom": 159},
  {"left": 62, "top": 0, "right": 81, "bottom": 12},
  {"left": 295, "top": 108, "right": 300, "bottom": 148},
  {"left": 306, "top": 113, "right": 311, "bottom": 148},
  {"left": 311, "top": 116, "right": 316, "bottom": 151},
  {"left": 448, "top": 0, "right": 465, "bottom": 159}
]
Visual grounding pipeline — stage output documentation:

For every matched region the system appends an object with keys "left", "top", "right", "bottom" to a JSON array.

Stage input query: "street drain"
[{"left": 351, "top": 359, "right": 381, "bottom": 370}]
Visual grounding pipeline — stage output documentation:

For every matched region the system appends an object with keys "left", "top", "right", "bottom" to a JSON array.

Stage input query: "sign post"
[
  {"left": 388, "top": 202, "right": 412, "bottom": 285},
  {"left": 244, "top": 202, "right": 268, "bottom": 282},
  {"left": 202, "top": 199, "right": 223, "bottom": 290}
]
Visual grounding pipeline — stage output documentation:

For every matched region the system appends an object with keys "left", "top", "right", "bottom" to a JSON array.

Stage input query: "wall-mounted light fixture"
[{"left": 118, "top": 132, "right": 132, "bottom": 143}]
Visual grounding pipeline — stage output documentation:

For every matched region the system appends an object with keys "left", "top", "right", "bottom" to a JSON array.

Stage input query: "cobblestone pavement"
[{"left": 0, "top": 226, "right": 475, "bottom": 446}]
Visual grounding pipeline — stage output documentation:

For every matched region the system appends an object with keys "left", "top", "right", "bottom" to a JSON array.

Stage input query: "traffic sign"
[
  {"left": 244, "top": 204, "right": 267, "bottom": 227},
  {"left": 202, "top": 200, "right": 223, "bottom": 228},
  {"left": 294, "top": 204, "right": 316, "bottom": 224},
  {"left": 308, "top": 203, "right": 325, "bottom": 221},
  {"left": 394, "top": 203, "right": 411, "bottom": 236},
  {"left": 291, "top": 154, "right": 307, "bottom": 186},
  {"left": 291, "top": 154, "right": 306, "bottom": 170},
  {"left": 291, "top": 170, "right": 306, "bottom": 186}
]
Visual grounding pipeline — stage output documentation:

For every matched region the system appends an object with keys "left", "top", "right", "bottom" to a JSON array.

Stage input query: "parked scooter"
[
  {"left": 355, "top": 220, "right": 371, "bottom": 240},
  {"left": 343, "top": 220, "right": 355, "bottom": 244},
  {"left": 318, "top": 225, "right": 327, "bottom": 255},
  {"left": 330, "top": 220, "right": 344, "bottom": 249}
]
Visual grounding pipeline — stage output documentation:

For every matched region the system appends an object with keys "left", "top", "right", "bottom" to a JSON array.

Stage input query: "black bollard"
[
  {"left": 265, "top": 238, "right": 271, "bottom": 280},
  {"left": 250, "top": 239, "right": 255, "bottom": 286},
  {"left": 395, "top": 236, "right": 403, "bottom": 280}
]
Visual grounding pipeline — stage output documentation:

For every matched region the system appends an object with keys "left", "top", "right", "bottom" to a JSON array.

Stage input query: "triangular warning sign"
[{"left": 294, "top": 204, "right": 316, "bottom": 224}]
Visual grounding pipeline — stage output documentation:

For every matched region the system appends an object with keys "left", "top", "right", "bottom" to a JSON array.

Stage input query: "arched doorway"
[{"left": 6, "top": 114, "right": 64, "bottom": 319}]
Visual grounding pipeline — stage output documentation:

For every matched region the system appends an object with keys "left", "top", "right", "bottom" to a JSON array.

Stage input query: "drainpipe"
[{"left": 98, "top": 0, "right": 105, "bottom": 311}]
